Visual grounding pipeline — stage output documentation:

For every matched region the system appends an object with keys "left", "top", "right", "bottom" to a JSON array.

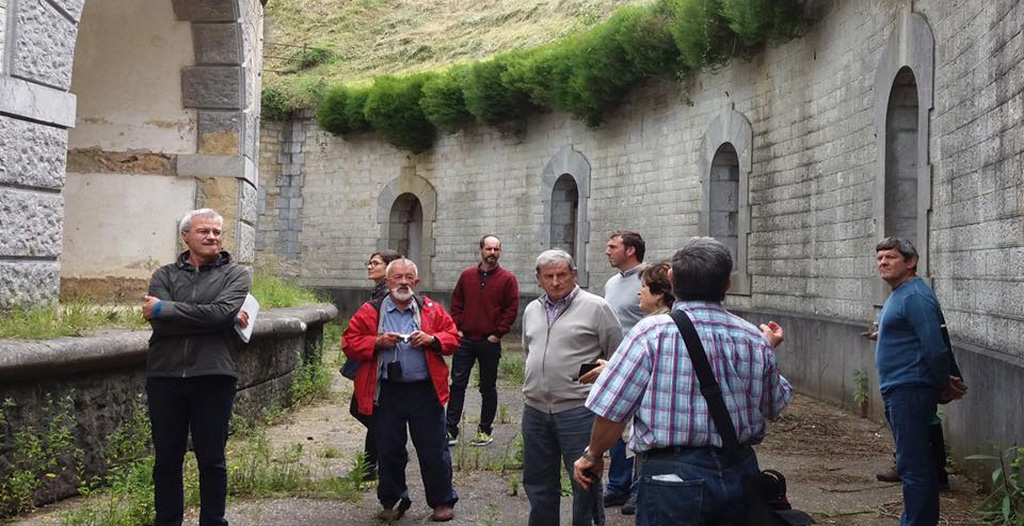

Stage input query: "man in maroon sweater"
[{"left": 446, "top": 235, "right": 520, "bottom": 446}]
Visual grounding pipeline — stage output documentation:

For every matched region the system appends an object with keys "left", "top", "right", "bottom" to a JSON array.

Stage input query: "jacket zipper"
[{"left": 183, "top": 266, "right": 198, "bottom": 378}]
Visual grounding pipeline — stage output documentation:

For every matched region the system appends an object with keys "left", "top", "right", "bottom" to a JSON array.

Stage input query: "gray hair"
[
  {"left": 670, "top": 237, "right": 733, "bottom": 302},
  {"left": 535, "top": 249, "right": 576, "bottom": 273},
  {"left": 386, "top": 257, "right": 419, "bottom": 278},
  {"left": 179, "top": 208, "right": 223, "bottom": 234},
  {"left": 875, "top": 237, "right": 918, "bottom": 265}
]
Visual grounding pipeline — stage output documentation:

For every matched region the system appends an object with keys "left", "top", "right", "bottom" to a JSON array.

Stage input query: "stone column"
[{"left": 0, "top": 0, "right": 82, "bottom": 307}]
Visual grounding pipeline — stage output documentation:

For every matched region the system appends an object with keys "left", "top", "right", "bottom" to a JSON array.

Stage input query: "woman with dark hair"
[
  {"left": 344, "top": 249, "right": 402, "bottom": 481},
  {"left": 638, "top": 261, "right": 675, "bottom": 316}
]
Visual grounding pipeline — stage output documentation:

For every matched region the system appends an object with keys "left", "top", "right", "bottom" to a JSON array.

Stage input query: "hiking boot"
[
  {"left": 621, "top": 491, "right": 637, "bottom": 515},
  {"left": 447, "top": 432, "right": 458, "bottom": 446},
  {"left": 377, "top": 498, "right": 412, "bottom": 522},
  {"left": 469, "top": 431, "right": 493, "bottom": 447},
  {"left": 430, "top": 504, "right": 454, "bottom": 522},
  {"left": 876, "top": 464, "right": 900, "bottom": 482},
  {"left": 603, "top": 490, "right": 629, "bottom": 507}
]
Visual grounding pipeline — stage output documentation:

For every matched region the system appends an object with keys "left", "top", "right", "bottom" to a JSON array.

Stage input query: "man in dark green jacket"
[{"left": 142, "top": 208, "right": 251, "bottom": 526}]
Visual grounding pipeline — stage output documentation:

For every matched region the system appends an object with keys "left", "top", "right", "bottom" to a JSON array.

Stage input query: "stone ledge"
[
  {"left": 177, "top": 153, "right": 256, "bottom": 185},
  {"left": 0, "top": 303, "right": 338, "bottom": 379}
]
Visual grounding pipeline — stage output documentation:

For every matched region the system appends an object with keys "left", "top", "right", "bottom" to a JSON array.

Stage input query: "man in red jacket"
[
  {"left": 342, "top": 258, "right": 461, "bottom": 522},
  {"left": 446, "top": 235, "right": 520, "bottom": 447}
]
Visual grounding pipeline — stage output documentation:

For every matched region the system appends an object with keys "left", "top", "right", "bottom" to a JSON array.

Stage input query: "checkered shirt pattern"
[
  {"left": 543, "top": 285, "right": 581, "bottom": 325},
  {"left": 586, "top": 301, "right": 792, "bottom": 453}
]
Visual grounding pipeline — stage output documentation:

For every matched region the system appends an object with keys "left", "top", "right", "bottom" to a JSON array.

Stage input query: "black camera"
[{"left": 386, "top": 360, "right": 403, "bottom": 381}]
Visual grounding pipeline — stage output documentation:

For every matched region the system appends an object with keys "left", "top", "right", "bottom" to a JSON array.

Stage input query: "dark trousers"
[
  {"left": 349, "top": 395, "right": 378, "bottom": 469},
  {"left": 375, "top": 380, "right": 458, "bottom": 509},
  {"left": 146, "top": 375, "right": 236, "bottom": 526},
  {"left": 445, "top": 339, "right": 501, "bottom": 437},
  {"left": 884, "top": 386, "right": 941, "bottom": 526}
]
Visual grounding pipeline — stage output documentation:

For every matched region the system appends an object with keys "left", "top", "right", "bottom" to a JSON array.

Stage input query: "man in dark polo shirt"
[{"left": 446, "top": 235, "right": 520, "bottom": 446}]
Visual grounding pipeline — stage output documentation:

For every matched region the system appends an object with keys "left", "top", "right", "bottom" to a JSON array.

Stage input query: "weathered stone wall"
[
  {"left": 0, "top": 303, "right": 337, "bottom": 507},
  {"left": 256, "top": 0, "right": 1024, "bottom": 468}
]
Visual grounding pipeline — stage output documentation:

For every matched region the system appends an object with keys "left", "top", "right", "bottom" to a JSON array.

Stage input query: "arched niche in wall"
[
  {"left": 540, "top": 145, "right": 591, "bottom": 287},
  {"left": 377, "top": 171, "right": 438, "bottom": 288},
  {"left": 872, "top": 9, "right": 934, "bottom": 304},
  {"left": 699, "top": 105, "right": 752, "bottom": 295}
]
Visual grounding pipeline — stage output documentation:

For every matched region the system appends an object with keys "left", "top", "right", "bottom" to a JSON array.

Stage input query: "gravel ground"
[{"left": 11, "top": 349, "right": 987, "bottom": 526}]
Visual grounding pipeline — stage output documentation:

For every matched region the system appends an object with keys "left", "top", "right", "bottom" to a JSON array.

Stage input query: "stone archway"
[
  {"left": 871, "top": 8, "right": 934, "bottom": 303},
  {"left": 377, "top": 170, "right": 438, "bottom": 288},
  {"left": 0, "top": 0, "right": 264, "bottom": 306},
  {"left": 699, "top": 104, "right": 752, "bottom": 295},
  {"left": 540, "top": 145, "right": 591, "bottom": 286}
]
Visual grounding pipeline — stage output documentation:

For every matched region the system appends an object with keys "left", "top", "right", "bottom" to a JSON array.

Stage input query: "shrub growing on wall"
[
  {"left": 420, "top": 67, "right": 471, "bottom": 133},
  {"left": 363, "top": 74, "right": 438, "bottom": 153},
  {"left": 308, "top": 0, "right": 804, "bottom": 151}
]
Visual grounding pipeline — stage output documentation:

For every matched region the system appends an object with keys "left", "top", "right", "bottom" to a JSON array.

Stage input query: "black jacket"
[{"left": 146, "top": 251, "right": 251, "bottom": 378}]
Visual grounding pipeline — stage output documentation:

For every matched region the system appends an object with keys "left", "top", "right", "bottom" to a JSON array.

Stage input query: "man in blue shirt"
[{"left": 874, "top": 237, "right": 954, "bottom": 526}]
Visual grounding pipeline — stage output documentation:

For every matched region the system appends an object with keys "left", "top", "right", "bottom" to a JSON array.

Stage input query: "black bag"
[{"left": 669, "top": 310, "right": 814, "bottom": 526}]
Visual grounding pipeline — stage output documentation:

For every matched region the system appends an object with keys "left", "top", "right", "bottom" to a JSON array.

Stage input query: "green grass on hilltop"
[{"left": 263, "top": 0, "right": 636, "bottom": 109}]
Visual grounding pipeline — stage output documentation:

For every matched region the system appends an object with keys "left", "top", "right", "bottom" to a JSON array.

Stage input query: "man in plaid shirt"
[{"left": 572, "top": 237, "right": 792, "bottom": 525}]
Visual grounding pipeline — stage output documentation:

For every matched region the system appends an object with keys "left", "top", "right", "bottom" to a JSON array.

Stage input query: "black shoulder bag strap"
[{"left": 669, "top": 309, "right": 740, "bottom": 452}]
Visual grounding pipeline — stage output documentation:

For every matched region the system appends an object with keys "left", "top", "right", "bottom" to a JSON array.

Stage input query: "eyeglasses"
[{"left": 366, "top": 260, "right": 384, "bottom": 268}]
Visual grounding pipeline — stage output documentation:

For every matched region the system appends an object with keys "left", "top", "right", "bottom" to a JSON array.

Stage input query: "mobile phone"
[{"left": 578, "top": 363, "right": 600, "bottom": 377}]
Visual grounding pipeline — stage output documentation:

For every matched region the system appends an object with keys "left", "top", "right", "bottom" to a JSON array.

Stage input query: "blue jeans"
[
  {"left": 636, "top": 445, "right": 759, "bottom": 526},
  {"left": 606, "top": 438, "right": 634, "bottom": 498},
  {"left": 522, "top": 404, "right": 605, "bottom": 526},
  {"left": 375, "top": 380, "right": 458, "bottom": 509},
  {"left": 884, "top": 386, "right": 940, "bottom": 526}
]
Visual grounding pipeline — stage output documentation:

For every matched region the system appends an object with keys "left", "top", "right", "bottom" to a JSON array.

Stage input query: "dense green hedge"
[{"left": 297, "top": 0, "right": 803, "bottom": 152}]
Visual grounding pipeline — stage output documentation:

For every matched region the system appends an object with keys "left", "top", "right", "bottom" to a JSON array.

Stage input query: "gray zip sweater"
[{"left": 521, "top": 288, "right": 623, "bottom": 413}]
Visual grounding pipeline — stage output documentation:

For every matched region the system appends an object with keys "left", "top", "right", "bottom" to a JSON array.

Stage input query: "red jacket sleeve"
[
  {"left": 426, "top": 302, "right": 461, "bottom": 356},
  {"left": 342, "top": 303, "right": 379, "bottom": 362},
  {"left": 494, "top": 273, "right": 520, "bottom": 337}
]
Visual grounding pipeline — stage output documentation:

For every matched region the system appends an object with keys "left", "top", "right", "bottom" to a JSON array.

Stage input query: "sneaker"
[
  {"left": 469, "top": 432, "right": 493, "bottom": 447},
  {"left": 447, "top": 432, "right": 458, "bottom": 446},
  {"left": 377, "top": 498, "right": 412, "bottom": 522},
  {"left": 430, "top": 504, "right": 454, "bottom": 522},
  {"left": 875, "top": 464, "right": 900, "bottom": 482}
]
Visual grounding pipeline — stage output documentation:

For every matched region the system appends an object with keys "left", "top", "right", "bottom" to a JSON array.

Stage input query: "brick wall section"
[{"left": 256, "top": 0, "right": 1024, "bottom": 364}]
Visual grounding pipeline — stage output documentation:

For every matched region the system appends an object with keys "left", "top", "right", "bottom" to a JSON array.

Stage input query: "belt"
[{"left": 644, "top": 443, "right": 752, "bottom": 458}]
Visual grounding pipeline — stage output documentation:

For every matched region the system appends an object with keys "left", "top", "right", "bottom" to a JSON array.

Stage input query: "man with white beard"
[{"left": 342, "top": 258, "right": 461, "bottom": 522}]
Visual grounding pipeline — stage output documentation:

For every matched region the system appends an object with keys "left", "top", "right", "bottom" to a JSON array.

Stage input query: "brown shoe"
[
  {"left": 876, "top": 464, "right": 900, "bottom": 482},
  {"left": 430, "top": 504, "right": 454, "bottom": 522}
]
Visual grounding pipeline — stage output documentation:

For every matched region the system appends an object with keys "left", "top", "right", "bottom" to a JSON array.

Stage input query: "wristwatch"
[{"left": 582, "top": 446, "right": 599, "bottom": 463}]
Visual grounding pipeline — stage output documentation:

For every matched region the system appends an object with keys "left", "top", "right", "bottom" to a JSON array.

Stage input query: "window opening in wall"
[
  {"left": 389, "top": 193, "right": 423, "bottom": 263},
  {"left": 885, "top": 66, "right": 919, "bottom": 246},
  {"left": 709, "top": 143, "right": 740, "bottom": 262},
  {"left": 551, "top": 173, "right": 579, "bottom": 259}
]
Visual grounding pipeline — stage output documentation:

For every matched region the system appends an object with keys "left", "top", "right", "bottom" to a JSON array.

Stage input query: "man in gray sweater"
[{"left": 521, "top": 249, "right": 623, "bottom": 526}]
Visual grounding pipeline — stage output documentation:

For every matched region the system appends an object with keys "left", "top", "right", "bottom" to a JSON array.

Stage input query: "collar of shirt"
[
  {"left": 618, "top": 264, "right": 643, "bottom": 278},
  {"left": 477, "top": 263, "right": 499, "bottom": 287},
  {"left": 671, "top": 299, "right": 722, "bottom": 313},
  {"left": 543, "top": 285, "right": 581, "bottom": 324}
]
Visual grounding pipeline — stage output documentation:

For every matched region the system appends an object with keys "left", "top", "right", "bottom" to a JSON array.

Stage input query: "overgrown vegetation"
[
  {"left": 251, "top": 262, "right": 323, "bottom": 309},
  {"left": 0, "top": 396, "right": 83, "bottom": 518},
  {"left": 852, "top": 369, "right": 869, "bottom": 417},
  {"left": 271, "top": 0, "right": 804, "bottom": 151},
  {"left": 0, "top": 303, "right": 147, "bottom": 340},
  {"left": 968, "top": 445, "right": 1024, "bottom": 525}
]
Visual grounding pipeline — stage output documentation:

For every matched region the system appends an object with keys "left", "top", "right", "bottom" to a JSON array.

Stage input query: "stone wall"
[
  {"left": 0, "top": 303, "right": 337, "bottom": 507},
  {"left": 256, "top": 0, "right": 1024, "bottom": 470}
]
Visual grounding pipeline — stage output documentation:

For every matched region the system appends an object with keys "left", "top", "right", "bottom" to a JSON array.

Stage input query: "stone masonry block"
[
  {"left": 0, "top": 0, "right": 7, "bottom": 74},
  {"left": 0, "top": 116, "right": 68, "bottom": 189},
  {"left": 0, "top": 188, "right": 62, "bottom": 257},
  {"left": 239, "top": 179, "right": 258, "bottom": 224},
  {"left": 245, "top": 110, "right": 259, "bottom": 161},
  {"left": 192, "top": 22, "right": 242, "bottom": 65},
  {"left": 0, "top": 261, "right": 59, "bottom": 308},
  {"left": 172, "top": 0, "right": 239, "bottom": 22},
  {"left": 197, "top": 110, "right": 242, "bottom": 155},
  {"left": 12, "top": 0, "right": 77, "bottom": 90},
  {"left": 182, "top": 66, "right": 245, "bottom": 110},
  {"left": 235, "top": 221, "right": 255, "bottom": 263}
]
